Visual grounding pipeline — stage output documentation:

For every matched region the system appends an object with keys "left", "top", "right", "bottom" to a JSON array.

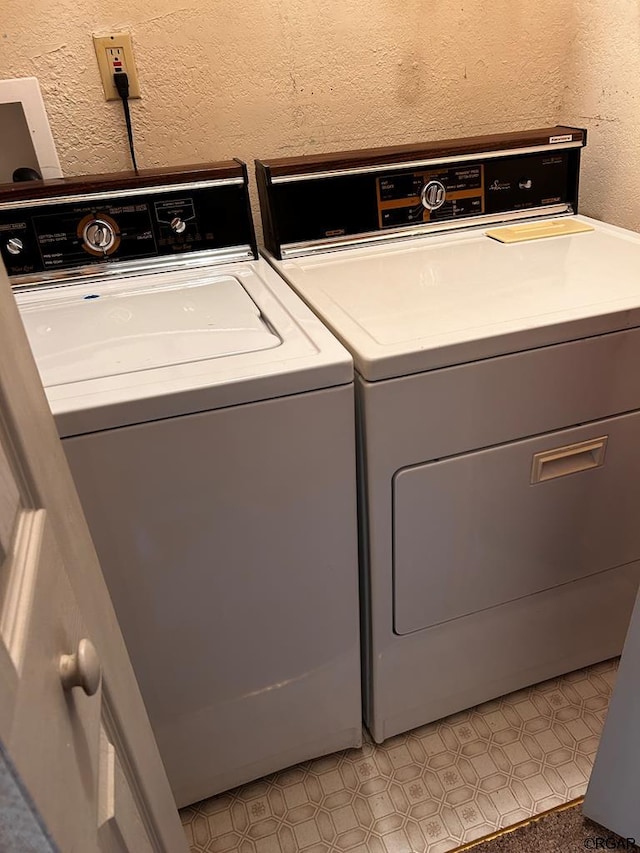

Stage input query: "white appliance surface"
[
  {"left": 276, "top": 216, "right": 640, "bottom": 380},
  {"left": 16, "top": 258, "right": 352, "bottom": 436},
  {"left": 266, "top": 211, "right": 640, "bottom": 745},
  {"left": 16, "top": 252, "right": 361, "bottom": 805},
  {"left": 19, "top": 273, "right": 281, "bottom": 385}
]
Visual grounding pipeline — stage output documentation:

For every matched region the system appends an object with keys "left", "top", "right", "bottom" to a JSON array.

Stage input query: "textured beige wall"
[
  {"left": 0, "top": 0, "right": 572, "bottom": 179},
  {"left": 563, "top": 0, "right": 640, "bottom": 232}
]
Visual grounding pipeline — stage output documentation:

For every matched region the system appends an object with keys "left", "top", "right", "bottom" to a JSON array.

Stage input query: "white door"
[
  {"left": 0, "top": 259, "right": 188, "bottom": 853},
  {"left": 583, "top": 582, "right": 640, "bottom": 842}
]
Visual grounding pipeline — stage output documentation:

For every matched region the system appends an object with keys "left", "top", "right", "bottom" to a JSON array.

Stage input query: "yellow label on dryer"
[{"left": 486, "top": 219, "right": 595, "bottom": 243}]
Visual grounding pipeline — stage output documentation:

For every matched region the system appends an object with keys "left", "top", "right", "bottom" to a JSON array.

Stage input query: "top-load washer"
[
  {"left": 0, "top": 162, "right": 361, "bottom": 806},
  {"left": 257, "top": 126, "right": 640, "bottom": 743}
]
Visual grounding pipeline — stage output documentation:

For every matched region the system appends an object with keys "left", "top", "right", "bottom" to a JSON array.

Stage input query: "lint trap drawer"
[{"left": 392, "top": 410, "right": 640, "bottom": 636}]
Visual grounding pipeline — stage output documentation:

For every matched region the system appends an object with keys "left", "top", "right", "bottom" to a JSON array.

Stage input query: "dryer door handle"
[{"left": 530, "top": 436, "right": 608, "bottom": 484}]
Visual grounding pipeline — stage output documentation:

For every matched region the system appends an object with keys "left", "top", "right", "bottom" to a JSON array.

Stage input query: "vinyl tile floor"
[{"left": 180, "top": 659, "right": 618, "bottom": 853}]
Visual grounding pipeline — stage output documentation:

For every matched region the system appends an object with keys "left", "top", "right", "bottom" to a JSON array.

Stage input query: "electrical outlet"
[{"left": 93, "top": 33, "right": 140, "bottom": 101}]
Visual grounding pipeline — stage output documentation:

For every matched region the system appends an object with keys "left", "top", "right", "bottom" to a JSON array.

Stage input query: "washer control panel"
[{"left": 0, "top": 163, "right": 256, "bottom": 279}]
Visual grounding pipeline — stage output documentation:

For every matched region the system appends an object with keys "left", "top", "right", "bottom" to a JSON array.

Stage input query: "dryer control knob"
[
  {"left": 83, "top": 219, "right": 116, "bottom": 253},
  {"left": 170, "top": 217, "right": 186, "bottom": 234},
  {"left": 6, "top": 237, "right": 23, "bottom": 255},
  {"left": 420, "top": 180, "right": 447, "bottom": 211}
]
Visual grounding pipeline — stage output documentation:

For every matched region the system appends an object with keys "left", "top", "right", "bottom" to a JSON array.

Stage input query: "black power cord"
[{"left": 113, "top": 72, "right": 139, "bottom": 173}]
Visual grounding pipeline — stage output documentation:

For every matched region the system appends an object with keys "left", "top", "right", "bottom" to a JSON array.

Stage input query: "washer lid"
[
  {"left": 19, "top": 273, "right": 281, "bottom": 386},
  {"left": 273, "top": 216, "right": 640, "bottom": 381},
  {"left": 15, "top": 259, "right": 353, "bottom": 436}
]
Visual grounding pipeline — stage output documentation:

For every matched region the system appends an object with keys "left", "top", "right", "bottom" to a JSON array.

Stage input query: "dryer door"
[{"left": 393, "top": 410, "right": 640, "bottom": 636}]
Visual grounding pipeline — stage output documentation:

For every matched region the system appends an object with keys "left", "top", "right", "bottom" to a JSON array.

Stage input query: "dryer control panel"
[
  {"left": 256, "top": 126, "right": 586, "bottom": 259},
  {"left": 0, "top": 161, "right": 257, "bottom": 282},
  {"left": 377, "top": 164, "right": 484, "bottom": 228}
]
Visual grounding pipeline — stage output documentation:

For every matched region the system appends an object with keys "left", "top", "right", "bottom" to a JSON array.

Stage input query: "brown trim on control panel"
[
  {"left": 257, "top": 126, "right": 586, "bottom": 177},
  {"left": 256, "top": 160, "right": 280, "bottom": 258},
  {"left": 0, "top": 161, "right": 245, "bottom": 203},
  {"left": 238, "top": 159, "right": 259, "bottom": 259}
]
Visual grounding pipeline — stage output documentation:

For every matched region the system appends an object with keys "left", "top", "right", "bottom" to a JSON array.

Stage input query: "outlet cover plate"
[{"left": 93, "top": 33, "right": 140, "bottom": 101}]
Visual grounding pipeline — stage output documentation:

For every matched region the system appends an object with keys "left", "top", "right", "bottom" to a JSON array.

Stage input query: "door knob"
[{"left": 60, "top": 638, "right": 102, "bottom": 696}]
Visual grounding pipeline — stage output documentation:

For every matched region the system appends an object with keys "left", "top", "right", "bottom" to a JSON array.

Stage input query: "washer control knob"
[
  {"left": 83, "top": 219, "right": 116, "bottom": 253},
  {"left": 420, "top": 180, "right": 447, "bottom": 211},
  {"left": 170, "top": 217, "right": 186, "bottom": 234},
  {"left": 6, "top": 237, "right": 23, "bottom": 255}
]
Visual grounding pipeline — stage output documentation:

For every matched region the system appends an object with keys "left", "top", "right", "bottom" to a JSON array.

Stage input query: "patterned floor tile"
[{"left": 180, "top": 659, "right": 618, "bottom": 852}]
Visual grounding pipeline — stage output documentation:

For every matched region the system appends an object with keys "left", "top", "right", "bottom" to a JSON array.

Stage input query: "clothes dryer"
[{"left": 257, "top": 127, "right": 640, "bottom": 742}]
